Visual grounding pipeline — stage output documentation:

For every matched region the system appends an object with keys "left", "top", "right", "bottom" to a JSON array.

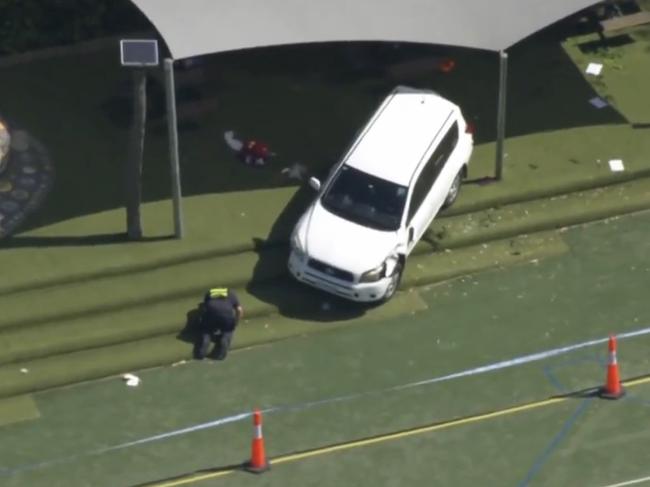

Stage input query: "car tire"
[
  {"left": 381, "top": 261, "right": 403, "bottom": 302},
  {"left": 442, "top": 168, "right": 463, "bottom": 209}
]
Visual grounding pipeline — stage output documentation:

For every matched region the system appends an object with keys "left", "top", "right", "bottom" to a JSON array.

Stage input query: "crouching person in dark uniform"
[{"left": 197, "top": 287, "right": 243, "bottom": 360}]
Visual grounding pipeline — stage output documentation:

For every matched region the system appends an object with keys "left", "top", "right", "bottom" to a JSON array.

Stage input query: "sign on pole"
[{"left": 120, "top": 39, "right": 159, "bottom": 67}]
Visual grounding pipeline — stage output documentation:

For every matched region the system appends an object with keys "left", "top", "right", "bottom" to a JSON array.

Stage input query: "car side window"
[
  {"left": 407, "top": 122, "right": 460, "bottom": 223},
  {"left": 407, "top": 171, "right": 430, "bottom": 222},
  {"left": 430, "top": 122, "right": 459, "bottom": 175}
]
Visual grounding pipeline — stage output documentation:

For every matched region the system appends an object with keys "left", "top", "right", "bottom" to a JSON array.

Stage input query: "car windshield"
[{"left": 321, "top": 165, "right": 407, "bottom": 231}]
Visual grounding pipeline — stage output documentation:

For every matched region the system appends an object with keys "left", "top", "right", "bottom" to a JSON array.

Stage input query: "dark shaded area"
[
  {"left": 248, "top": 276, "right": 368, "bottom": 322},
  {"left": 1, "top": 11, "right": 634, "bottom": 237},
  {"left": 177, "top": 305, "right": 207, "bottom": 359},
  {"left": 0, "top": 232, "right": 172, "bottom": 248},
  {"left": 246, "top": 183, "right": 367, "bottom": 321},
  {"left": 178, "top": 304, "right": 237, "bottom": 359},
  {"left": 464, "top": 176, "right": 500, "bottom": 186},
  {"left": 130, "top": 462, "right": 245, "bottom": 487},
  {"left": 577, "top": 33, "right": 635, "bottom": 52},
  {"left": 0, "top": 0, "right": 151, "bottom": 55}
]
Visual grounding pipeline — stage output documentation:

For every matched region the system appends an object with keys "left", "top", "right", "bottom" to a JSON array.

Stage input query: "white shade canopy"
[{"left": 130, "top": 0, "right": 598, "bottom": 60}]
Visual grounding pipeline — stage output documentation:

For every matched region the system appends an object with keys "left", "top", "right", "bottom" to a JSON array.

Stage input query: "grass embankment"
[{"left": 1, "top": 19, "right": 650, "bottom": 398}]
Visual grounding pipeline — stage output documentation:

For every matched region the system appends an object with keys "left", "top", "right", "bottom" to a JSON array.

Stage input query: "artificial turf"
[
  {"left": 1, "top": 12, "right": 650, "bottom": 404},
  {"left": 2, "top": 210, "right": 650, "bottom": 486}
]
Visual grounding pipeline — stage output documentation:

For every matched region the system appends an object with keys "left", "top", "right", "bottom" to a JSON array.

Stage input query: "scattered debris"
[
  {"left": 589, "top": 96, "right": 608, "bottom": 109},
  {"left": 281, "top": 163, "right": 308, "bottom": 181},
  {"left": 20, "top": 368, "right": 28, "bottom": 374},
  {"left": 224, "top": 130, "right": 243, "bottom": 152},
  {"left": 585, "top": 62, "right": 603, "bottom": 76},
  {"left": 608, "top": 159, "right": 624, "bottom": 172},
  {"left": 224, "top": 130, "right": 276, "bottom": 167},
  {"left": 122, "top": 373, "right": 141, "bottom": 387},
  {"left": 171, "top": 360, "right": 186, "bottom": 367}
]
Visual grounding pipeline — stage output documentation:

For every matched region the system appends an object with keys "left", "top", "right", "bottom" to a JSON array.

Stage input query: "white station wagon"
[{"left": 288, "top": 86, "right": 473, "bottom": 302}]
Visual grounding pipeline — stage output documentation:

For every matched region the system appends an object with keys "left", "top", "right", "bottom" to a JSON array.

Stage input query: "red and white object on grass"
[{"left": 224, "top": 130, "right": 275, "bottom": 167}]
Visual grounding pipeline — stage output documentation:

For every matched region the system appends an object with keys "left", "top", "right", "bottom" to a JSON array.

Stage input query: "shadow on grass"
[
  {"left": 0, "top": 232, "right": 173, "bottom": 248},
  {"left": 177, "top": 306, "right": 203, "bottom": 358},
  {"left": 129, "top": 462, "right": 244, "bottom": 487},
  {"left": 3, "top": 17, "right": 631, "bottom": 238},
  {"left": 245, "top": 183, "right": 366, "bottom": 322},
  {"left": 464, "top": 176, "right": 500, "bottom": 186},
  {"left": 577, "top": 33, "right": 635, "bottom": 53}
]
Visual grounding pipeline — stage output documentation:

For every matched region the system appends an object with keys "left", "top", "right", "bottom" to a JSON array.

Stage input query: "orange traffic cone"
[
  {"left": 599, "top": 335, "right": 625, "bottom": 399},
  {"left": 245, "top": 409, "right": 270, "bottom": 473}
]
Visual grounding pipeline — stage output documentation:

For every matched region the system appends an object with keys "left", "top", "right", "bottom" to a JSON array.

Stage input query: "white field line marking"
[
  {"left": 600, "top": 475, "right": 650, "bottom": 487},
  {"left": 4, "top": 326, "right": 650, "bottom": 475},
  {"left": 99, "top": 412, "right": 252, "bottom": 452}
]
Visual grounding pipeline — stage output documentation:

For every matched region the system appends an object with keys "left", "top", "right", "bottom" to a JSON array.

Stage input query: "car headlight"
[
  {"left": 359, "top": 262, "right": 386, "bottom": 283},
  {"left": 290, "top": 233, "right": 306, "bottom": 261}
]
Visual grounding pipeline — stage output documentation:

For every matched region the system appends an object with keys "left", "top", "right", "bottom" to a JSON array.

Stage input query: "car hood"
[{"left": 294, "top": 202, "right": 399, "bottom": 275}]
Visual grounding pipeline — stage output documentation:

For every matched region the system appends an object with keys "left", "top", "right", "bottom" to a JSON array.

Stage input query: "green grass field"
[
  {"left": 2, "top": 8, "right": 650, "bottom": 487},
  {"left": 2, "top": 210, "right": 650, "bottom": 486}
]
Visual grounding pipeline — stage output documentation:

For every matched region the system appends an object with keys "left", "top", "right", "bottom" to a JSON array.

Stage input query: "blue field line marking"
[
  {"left": 528, "top": 351, "right": 600, "bottom": 486},
  {"left": 543, "top": 352, "right": 603, "bottom": 394},
  {"left": 3, "top": 325, "right": 650, "bottom": 477},
  {"left": 516, "top": 398, "right": 593, "bottom": 487},
  {"left": 529, "top": 347, "right": 649, "bottom": 486},
  {"left": 543, "top": 366, "right": 566, "bottom": 393}
]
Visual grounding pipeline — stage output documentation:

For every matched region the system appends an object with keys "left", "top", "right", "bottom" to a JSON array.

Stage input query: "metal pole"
[
  {"left": 495, "top": 50, "right": 508, "bottom": 181},
  {"left": 163, "top": 58, "right": 184, "bottom": 238},
  {"left": 125, "top": 68, "right": 146, "bottom": 240}
]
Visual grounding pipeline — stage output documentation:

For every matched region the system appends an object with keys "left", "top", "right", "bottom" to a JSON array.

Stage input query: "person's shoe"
[
  {"left": 212, "top": 346, "right": 227, "bottom": 361},
  {"left": 196, "top": 335, "right": 212, "bottom": 360}
]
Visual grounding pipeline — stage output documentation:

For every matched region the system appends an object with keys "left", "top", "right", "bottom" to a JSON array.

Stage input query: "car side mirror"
[{"left": 308, "top": 177, "right": 321, "bottom": 191}]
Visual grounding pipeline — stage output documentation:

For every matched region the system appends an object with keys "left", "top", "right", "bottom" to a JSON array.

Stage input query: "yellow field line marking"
[
  {"left": 144, "top": 469, "right": 233, "bottom": 487},
  {"left": 273, "top": 397, "right": 567, "bottom": 465},
  {"left": 622, "top": 376, "right": 650, "bottom": 388},
  {"left": 146, "top": 376, "right": 650, "bottom": 487}
]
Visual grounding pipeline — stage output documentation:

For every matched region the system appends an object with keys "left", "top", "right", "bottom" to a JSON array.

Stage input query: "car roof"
[{"left": 343, "top": 86, "right": 457, "bottom": 187}]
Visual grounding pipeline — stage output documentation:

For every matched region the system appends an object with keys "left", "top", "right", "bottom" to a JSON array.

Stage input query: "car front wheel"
[{"left": 381, "top": 261, "right": 403, "bottom": 302}]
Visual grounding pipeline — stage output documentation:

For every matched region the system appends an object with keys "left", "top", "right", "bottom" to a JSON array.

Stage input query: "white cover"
[{"left": 130, "top": 0, "right": 598, "bottom": 59}]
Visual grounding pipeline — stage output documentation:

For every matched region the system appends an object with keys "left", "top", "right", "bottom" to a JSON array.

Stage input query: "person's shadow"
[{"left": 177, "top": 304, "right": 205, "bottom": 358}]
